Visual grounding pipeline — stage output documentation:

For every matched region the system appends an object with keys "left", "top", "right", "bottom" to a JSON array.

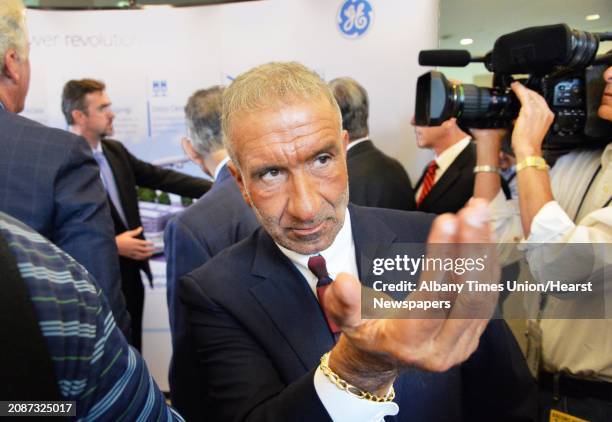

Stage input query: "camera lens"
[{"left": 416, "top": 71, "right": 517, "bottom": 128}]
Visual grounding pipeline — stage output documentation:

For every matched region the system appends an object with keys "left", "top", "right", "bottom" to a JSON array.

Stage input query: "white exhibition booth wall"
[{"left": 24, "top": 0, "right": 438, "bottom": 390}]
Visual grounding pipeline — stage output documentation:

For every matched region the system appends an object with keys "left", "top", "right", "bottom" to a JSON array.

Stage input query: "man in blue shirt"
[{"left": 0, "top": 211, "right": 184, "bottom": 421}]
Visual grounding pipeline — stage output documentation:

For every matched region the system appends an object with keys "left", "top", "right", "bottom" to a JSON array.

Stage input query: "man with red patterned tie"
[
  {"left": 411, "top": 116, "right": 476, "bottom": 214},
  {"left": 179, "top": 61, "right": 536, "bottom": 421}
]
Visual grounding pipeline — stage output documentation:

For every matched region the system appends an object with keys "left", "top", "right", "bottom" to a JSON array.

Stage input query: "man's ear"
[
  {"left": 181, "top": 138, "right": 205, "bottom": 169},
  {"left": 227, "top": 160, "right": 252, "bottom": 207},
  {"left": 341, "top": 130, "right": 349, "bottom": 151},
  {"left": 71, "top": 109, "right": 85, "bottom": 126},
  {"left": 2, "top": 49, "right": 20, "bottom": 82},
  {"left": 442, "top": 117, "right": 457, "bottom": 130}
]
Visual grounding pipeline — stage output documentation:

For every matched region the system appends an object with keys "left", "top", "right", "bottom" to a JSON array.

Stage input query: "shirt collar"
[
  {"left": 435, "top": 136, "right": 471, "bottom": 174},
  {"left": 91, "top": 142, "right": 103, "bottom": 154},
  {"left": 276, "top": 208, "right": 353, "bottom": 279},
  {"left": 346, "top": 136, "right": 370, "bottom": 152},
  {"left": 213, "top": 156, "right": 231, "bottom": 181}
]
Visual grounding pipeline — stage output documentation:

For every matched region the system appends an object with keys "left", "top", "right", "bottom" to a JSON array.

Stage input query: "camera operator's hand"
[
  {"left": 510, "top": 82, "right": 554, "bottom": 160},
  {"left": 509, "top": 82, "right": 555, "bottom": 236}
]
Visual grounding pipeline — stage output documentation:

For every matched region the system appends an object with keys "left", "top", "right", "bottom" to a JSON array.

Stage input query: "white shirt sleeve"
[
  {"left": 519, "top": 201, "right": 612, "bottom": 287},
  {"left": 313, "top": 366, "right": 399, "bottom": 422}
]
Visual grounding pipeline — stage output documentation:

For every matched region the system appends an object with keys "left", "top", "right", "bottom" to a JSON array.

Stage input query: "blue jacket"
[
  {"left": 165, "top": 163, "right": 258, "bottom": 420},
  {"left": 0, "top": 107, "right": 129, "bottom": 336}
]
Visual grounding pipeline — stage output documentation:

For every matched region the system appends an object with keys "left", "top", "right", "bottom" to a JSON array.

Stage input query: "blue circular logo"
[{"left": 337, "top": 0, "right": 374, "bottom": 39}]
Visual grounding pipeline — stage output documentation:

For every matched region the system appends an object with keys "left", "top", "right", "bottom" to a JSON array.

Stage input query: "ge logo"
[{"left": 337, "top": 0, "right": 373, "bottom": 39}]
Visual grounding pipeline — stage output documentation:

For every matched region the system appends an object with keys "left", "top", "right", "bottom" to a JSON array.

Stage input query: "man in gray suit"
[
  {"left": 164, "top": 86, "right": 258, "bottom": 420},
  {"left": 0, "top": 0, "right": 129, "bottom": 336}
]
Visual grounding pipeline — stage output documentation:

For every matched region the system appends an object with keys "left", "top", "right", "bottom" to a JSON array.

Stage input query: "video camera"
[{"left": 415, "top": 24, "right": 612, "bottom": 150}]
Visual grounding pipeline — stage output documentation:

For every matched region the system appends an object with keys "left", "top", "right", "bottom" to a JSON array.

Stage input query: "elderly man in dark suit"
[
  {"left": 180, "top": 62, "right": 536, "bottom": 421},
  {"left": 329, "top": 77, "right": 416, "bottom": 211},
  {"left": 411, "top": 115, "right": 476, "bottom": 214},
  {"left": 164, "top": 86, "right": 258, "bottom": 420},
  {"left": 61, "top": 79, "right": 212, "bottom": 351},
  {"left": 0, "top": 0, "right": 130, "bottom": 337}
]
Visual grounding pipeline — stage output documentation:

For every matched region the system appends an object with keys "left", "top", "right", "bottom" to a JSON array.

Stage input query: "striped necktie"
[{"left": 417, "top": 160, "right": 438, "bottom": 208}]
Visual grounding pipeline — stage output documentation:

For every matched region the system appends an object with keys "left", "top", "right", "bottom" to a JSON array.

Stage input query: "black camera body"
[{"left": 416, "top": 24, "right": 612, "bottom": 151}]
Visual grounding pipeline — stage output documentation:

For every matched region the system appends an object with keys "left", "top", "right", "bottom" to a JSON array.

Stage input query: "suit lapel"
[
  {"left": 101, "top": 141, "right": 136, "bottom": 228},
  {"left": 248, "top": 232, "right": 335, "bottom": 370},
  {"left": 415, "top": 165, "right": 427, "bottom": 191},
  {"left": 420, "top": 143, "right": 473, "bottom": 210},
  {"left": 349, "top": 205, "right": 397, "bottom": 280},
  {"left": 247, "top": 206, "right": 399, "bottom": 370}
]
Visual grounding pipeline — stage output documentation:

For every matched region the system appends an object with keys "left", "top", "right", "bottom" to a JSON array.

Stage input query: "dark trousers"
[
  {"left": 120, "top": 262, "right": 145, "bottom": 352},
  {"left": 539, "top": 383, "right": 612, "bottom": 422}
]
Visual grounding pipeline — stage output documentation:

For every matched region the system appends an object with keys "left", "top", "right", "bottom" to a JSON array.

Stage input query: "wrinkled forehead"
[{"left": 231, "top": 96, "right": 340, "bottom": 138}]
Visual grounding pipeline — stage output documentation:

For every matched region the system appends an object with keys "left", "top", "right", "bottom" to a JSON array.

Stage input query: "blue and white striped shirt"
[{"left": 0, "top": 212, "right": 184, "bottom": 421}]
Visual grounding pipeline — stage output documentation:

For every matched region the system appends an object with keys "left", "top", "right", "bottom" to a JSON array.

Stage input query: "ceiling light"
[
  {"left": 585, "top": 14, "right": 600, "bottom": 21},
  {"left": 141, "top": 4, "right": 173, "bottom": 9},
  {"left": 460, "top": 38, "right": 473, "bottom": 46}
]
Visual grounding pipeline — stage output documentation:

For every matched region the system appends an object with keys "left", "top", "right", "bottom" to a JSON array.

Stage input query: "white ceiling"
[
  {"left": 439, "top": 0, "right": 611, "bottom": 53},
  {"left": 437, "top": 0, "right": 611, "bottom": 83}
]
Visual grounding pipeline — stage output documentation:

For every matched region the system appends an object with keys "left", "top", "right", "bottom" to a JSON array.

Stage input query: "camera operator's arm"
[
  {"left": 472, "top": 129, "right": 525, "bottom": 265},
  {"left": 472, "top": 128, "right": 506, "bottom": 201},
  {"left": 516, "top": 67, "right": 612, "bottom": 286},
  {"left": 510, "top": 82, "right": 555, "bottom": 237}
]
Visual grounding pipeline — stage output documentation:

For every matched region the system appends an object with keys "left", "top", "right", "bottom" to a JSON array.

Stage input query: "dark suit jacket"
[
  {"left": 180, "top": 205, "right": 536, "bottom": 421},
  {"left": 0, "top": 108, "right": 130, "bottom": 336},
  {"left": 164, "top": 163, "right": 259, "bottom": 421},
  {"left": 415, "top": 142, "right": 476, "bottom": 214},
  {"left": 101, "top": 139, "right": 211, "bottom": 285},
  {"left": 347, "top": 140, "right": 416, "bottom": 211}
]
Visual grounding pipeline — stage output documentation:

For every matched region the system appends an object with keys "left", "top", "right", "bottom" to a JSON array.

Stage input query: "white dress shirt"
[
  {"left": 415, "top": 136, "right": 471, "bottom": 200},
  {"left": 488, "top": 143, "right": 612, "bottom": 381},
  {"left": 276, "top": 209, "right": 400, "bottom": 421}
]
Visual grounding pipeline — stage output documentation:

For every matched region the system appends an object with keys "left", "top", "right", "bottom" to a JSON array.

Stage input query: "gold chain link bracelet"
[{"left": 319, "top": 352, "right": 396, "bottom": 403}]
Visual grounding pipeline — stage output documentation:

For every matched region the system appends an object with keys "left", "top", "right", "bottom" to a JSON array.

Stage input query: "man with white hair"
[{"left": 0, "top": 0, "right": 130, "bottom": 336}]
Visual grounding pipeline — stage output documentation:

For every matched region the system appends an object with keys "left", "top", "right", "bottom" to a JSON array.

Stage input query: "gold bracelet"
[
  {"left": 516, "top": 156, "right": 548, "bottom": 172},
  {"left": 473, "top": 165, "right": 500, "bottom": 174},
  {"left": 319, "top": 352, "right": 396, "bottom": 403}
]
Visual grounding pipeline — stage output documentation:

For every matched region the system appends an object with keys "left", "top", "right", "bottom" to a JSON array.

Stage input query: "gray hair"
[
  {"left": 328, "top": 77, "right": 369, "bottom": 140},
  {"left": 0, "top": 0, "right": 28, "bottom": 70},
  {"left": 184, "top": 85, "right": 225, "bottom": 156},
  {"left": 222, "top": 61, "right": 342, "bottom": 167}
]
